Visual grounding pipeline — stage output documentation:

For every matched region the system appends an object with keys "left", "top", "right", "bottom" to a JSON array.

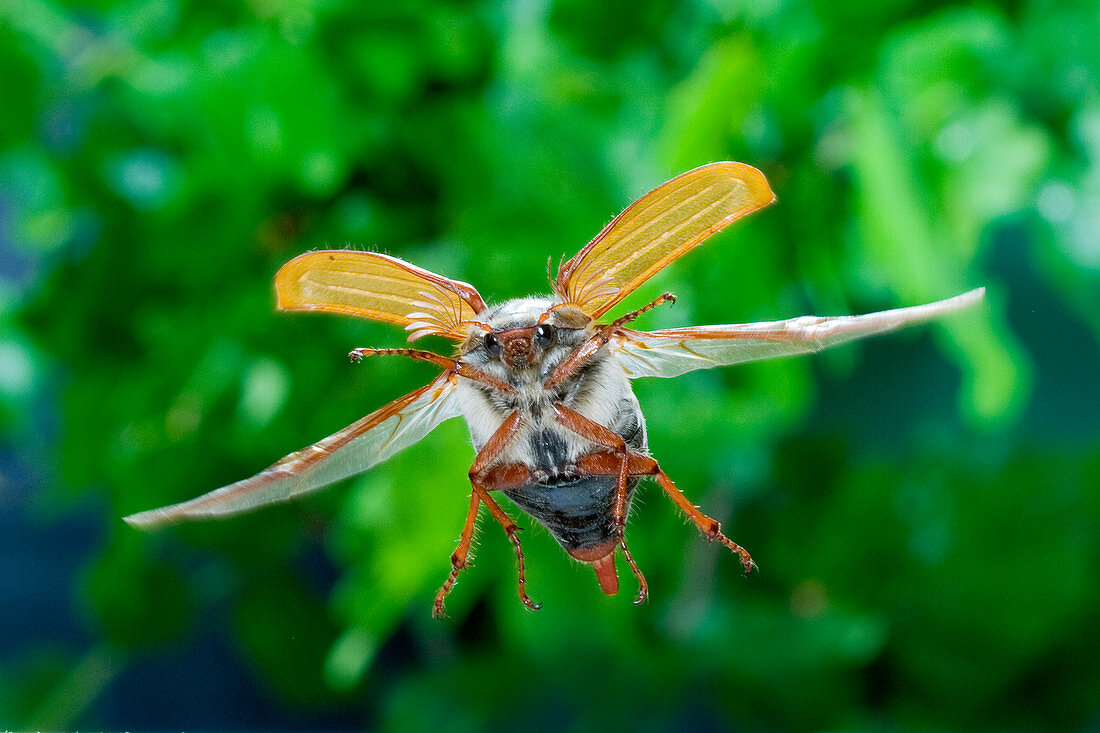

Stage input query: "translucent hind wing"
[
  {"left": 554, "top": 162, "right": 775, "bottom": 319},
  {"left": 612, "top": 289, "right": 985, "bottom": 378},
  {"left": 124, "top": 375, "right": 462, "bottom": 527},
  {"left": 276, "top": 251, "right": 486, "bottom": 341}
]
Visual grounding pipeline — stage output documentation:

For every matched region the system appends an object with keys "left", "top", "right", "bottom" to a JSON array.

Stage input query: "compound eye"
[
  {"left": 534, "top": 324, "right": 553, "bottom": 348},
  {"left": 484, "top": 332, "right": 501, "bottom": 356}
]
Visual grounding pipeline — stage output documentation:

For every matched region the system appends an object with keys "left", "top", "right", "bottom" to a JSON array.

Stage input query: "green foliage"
[{"left": 3, "top": 0, "right": 1099, "bottom": 729}]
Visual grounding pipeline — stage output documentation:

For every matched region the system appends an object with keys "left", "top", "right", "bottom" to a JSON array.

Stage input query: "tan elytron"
[
  {"left": 276, "top": 250, "right": 486, "bottom": 341},
  {"left": 554, "top": 162, "right": 775, "bottom": 318}
]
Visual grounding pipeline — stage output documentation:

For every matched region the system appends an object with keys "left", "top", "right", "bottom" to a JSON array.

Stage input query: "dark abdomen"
[
  {"left": 504, "top": 475, "right": 639, "bottom": 552},
  {"left": 504, "top": 395, "right": 647, "bottom": 553}
]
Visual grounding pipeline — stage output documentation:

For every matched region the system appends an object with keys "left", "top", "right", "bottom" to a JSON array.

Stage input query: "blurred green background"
[{"left": 3, "top": 0, "right": 1099, "bottom": 729}]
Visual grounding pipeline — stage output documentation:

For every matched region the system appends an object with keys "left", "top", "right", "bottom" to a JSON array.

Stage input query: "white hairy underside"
[{"left": 453, "top": 350, "right": 643, "bottom": 469}]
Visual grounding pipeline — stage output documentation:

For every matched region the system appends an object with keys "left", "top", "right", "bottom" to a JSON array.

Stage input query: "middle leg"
[
  {"left": 435, "top": 411, "right": 540, "bottom": 618},
  {"left": 467, "top": 412, "right": 541, "bottom": 613},
  {"left": 473, "top": 470, "right": 541, "bottom": 613}
]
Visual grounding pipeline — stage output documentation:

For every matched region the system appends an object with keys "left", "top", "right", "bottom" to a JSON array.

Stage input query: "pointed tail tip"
[{"left": 591, "top": 552, "right": 620, "bottom": 596}]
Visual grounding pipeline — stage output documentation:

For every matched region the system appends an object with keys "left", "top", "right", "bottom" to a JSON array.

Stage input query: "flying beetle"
[{"left": 125, "top": 162, "right": 983, "bottom": 617}]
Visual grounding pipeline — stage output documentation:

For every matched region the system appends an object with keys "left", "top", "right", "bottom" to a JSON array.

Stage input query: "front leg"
[
  {"left": 543, "top": 293, "right": 675, "bottom": 391},
  {"left": 350, "top": 347, "right": 516, "bottom": 393}
]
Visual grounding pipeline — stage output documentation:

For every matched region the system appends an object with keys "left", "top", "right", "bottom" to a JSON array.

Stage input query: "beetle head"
[
  {"left": 493, "top": 327, "right": 536, "bottom": 368},
  {"left": 463, "top": 297, "right": 592, "bottom": 372}
]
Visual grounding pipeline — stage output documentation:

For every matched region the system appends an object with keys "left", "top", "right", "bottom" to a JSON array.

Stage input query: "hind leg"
[
  {"left": 551, "top": 404, "right": 648, "bottom": 603},
  {"left": 575, "top": 451, "right": 756, "bottom": 574}
]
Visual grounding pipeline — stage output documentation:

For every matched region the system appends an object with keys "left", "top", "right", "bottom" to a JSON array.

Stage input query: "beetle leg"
[
  {"left": 576, "top": 452, "right": 755, "bottom": 575},
  {"left": 349, "top": 347, "right": 452, "bottom": 366},
  {"left": 473, "top": 478, "right": 540, "bottom": 613},
  {"left": 549, "top": 405, "right": 630, "bottom": 510},
  {"left": 551, "top": 404, "right": 648, "bottom": 604},
  {"left": 434, "top": 490, "right": 482, "bottom": 619},
  {"left": 542, "top": 293, "right": 675, "bottom": 391},
  {"left": 350, "top": 347, "right": 516, "bottom": 394},
  {"left": 606, "top": 292, "right": 676, "bottom": 330},
  {"left": 435, "top": 411, "right": 540, "bottom": 618},
  {"left": 648, "top": 463, "right": 756, "bottom": 574}
]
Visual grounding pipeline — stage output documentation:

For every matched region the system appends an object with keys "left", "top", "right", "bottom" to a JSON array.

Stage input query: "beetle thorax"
[{"left": 453, "top": 295, "right": 645, "bottom": 464}]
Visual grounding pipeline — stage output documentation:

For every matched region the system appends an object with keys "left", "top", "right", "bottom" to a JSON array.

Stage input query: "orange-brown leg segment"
[
  {"left": 434, "top": 411, "right": 540, "bottom": 618},
  {"left": 651, "top": 467, "right": 755, "bottom": 573},
  {"left": 551, "top": 404, "right": 648, "bottom": 604},
  {"left": 473, "top": 482, "right": 540, "bottom": 612},
  {"left": 577, "top": 452, "right": 756, "bottom": 575},
  {"left": 543, "top": 293, "right": 676, "bottom": 391},
  {"left": 350, "top": 347, "right": 452, "bottom": 366},
  {"left": 433, "top": 490, "right": 482, "bottom": 619},
  {"left": 350, "top": 348, "right": 516, "bottom": 394},
  {"left": 606, "top": 292, "right": 676, "bottom": 329}
]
